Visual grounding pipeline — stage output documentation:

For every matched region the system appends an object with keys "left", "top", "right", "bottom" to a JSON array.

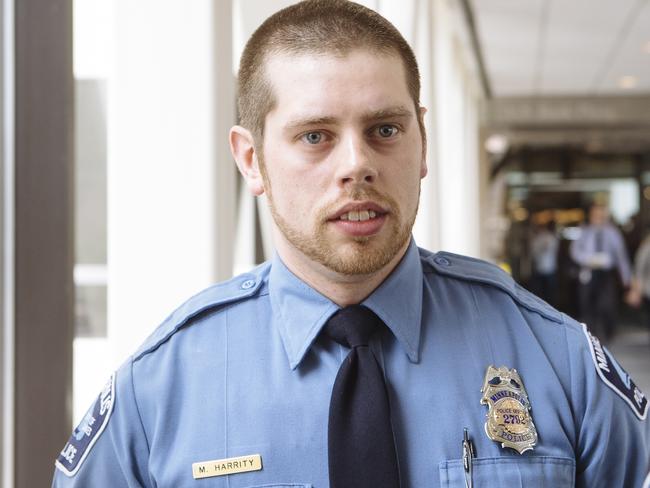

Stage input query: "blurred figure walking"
[
  {"left": 570, "top": 204, "right": 631, "bottom": 342},
  {"left": 626, "top": 232, "right": 650, "bottom": 340},
  {"left": 530, "top": 221, "right": 559, "bottom": 306}
]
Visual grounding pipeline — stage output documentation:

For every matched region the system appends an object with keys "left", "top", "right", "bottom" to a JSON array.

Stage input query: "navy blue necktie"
[{"left": 325, "top": 305, "right": 400, "bottom": 488}]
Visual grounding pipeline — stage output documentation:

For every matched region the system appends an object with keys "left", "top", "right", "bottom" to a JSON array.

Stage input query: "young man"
[
  {"left": 53, "top": 1, "right": 649, "bottom": 487},
  {"left": 571, "top": 203, "right": 632, "bottom": 342}
]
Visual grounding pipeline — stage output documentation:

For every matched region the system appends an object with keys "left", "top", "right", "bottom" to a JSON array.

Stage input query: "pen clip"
[{"left": 462, "top": 428, "right": 474, "bottom": 488}]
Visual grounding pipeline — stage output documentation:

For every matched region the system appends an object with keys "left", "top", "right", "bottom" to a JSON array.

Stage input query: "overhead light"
[
  {"left": 485, "top": 134, "right": 509, "bottom": 155},
  {"left": 618, "top": 75, "right": 638, "bottom": 89}
]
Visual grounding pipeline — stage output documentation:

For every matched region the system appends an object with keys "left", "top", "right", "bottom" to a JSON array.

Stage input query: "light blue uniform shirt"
[{"left": 53, "top": 241, "right": 650, "bottom": 487}]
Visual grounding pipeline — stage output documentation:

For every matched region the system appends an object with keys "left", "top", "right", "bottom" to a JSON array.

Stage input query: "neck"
[{"left": 275, "top": 237, "right": 410, "bottom": 307}]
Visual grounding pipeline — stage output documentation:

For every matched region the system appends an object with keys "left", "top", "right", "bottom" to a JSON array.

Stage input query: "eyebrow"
[
  {"left": 284, "top": 116, "right": 338, "bottom": 132},
  {"left": 283, "top": 106, "right": 414, "bottom": 132},
  {"left": 361, "top": 106, "right": 414, "bottom": 122}
]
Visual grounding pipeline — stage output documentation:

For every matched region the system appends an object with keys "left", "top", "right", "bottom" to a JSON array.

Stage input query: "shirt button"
[
  {"left": 434, "top": 256, "right": 451, "bottom": 266},
  {"left": 241, "top": 279, "right": 256, "bottom": 290}
]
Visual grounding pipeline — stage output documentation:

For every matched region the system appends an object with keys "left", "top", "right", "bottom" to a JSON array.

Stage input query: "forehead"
[{"left": 263, "top": 49, "right": 413, "bottom": 121}]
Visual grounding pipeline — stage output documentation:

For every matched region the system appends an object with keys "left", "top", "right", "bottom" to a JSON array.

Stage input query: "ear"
[
  {"left": 418, "top": 106, "right": 428, "bottom": 179},
  {"left": 230, "top": 125, "right": 265, "bottom": 196}
]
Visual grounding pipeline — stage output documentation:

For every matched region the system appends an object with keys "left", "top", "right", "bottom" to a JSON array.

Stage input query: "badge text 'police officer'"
[{"left": 480, "top": 365, "right": 537, "bottom": 454}]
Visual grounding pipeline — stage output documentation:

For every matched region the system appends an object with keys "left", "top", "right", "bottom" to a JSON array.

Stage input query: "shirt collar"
[{"left": 269, "top": 239, "right": 423, "bottom": 370}]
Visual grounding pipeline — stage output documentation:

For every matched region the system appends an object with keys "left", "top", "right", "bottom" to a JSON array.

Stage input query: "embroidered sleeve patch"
[
  {"left": 583, "top": 324, "right": 648, "bottom": 420},
  {"left": 55, "top": 373, "right": 116, "bottom": 476}
]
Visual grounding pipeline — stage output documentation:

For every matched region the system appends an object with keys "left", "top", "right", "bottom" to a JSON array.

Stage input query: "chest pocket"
[
  {"left": 243, "top": 485, "right": 312, "bottom": 488},
  {"left": 439, "top": 456, "right": 575, "bottom": 487}
]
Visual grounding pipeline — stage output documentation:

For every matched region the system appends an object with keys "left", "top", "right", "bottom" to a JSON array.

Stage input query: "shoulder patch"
[
  {"left": 55, "top": 373, "right": 116, "bottom": 476},
  {"left": 425, "top": 250, "right": 562, "bottom": 323},
  {"left": 582, "top": 324, "right": 648, "bottom": 420}
]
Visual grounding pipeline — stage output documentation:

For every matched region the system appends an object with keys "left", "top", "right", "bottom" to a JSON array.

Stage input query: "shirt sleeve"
[
  {"left": 570, "top": 228, "right": 591, "bottom": 267},
  {"left": 51, "top": 359, "right": 151, "bottom": 488},
  {"left": 566, "top": 320, "right": 650, "bottom": 487},
  {"left": 634, "top": 240, "right": 650, "bottom": 285},
  {"left": 610, "top": 227, "right": 632, "bottom": 286}
]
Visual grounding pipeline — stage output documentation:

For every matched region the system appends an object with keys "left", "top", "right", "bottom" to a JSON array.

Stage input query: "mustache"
[{"left": 347, "top": 187, "right": 392, "bottom": 203}]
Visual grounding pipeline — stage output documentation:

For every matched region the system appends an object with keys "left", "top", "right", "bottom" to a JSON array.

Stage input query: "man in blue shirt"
[
  {"left": 570, "top": 203, "right": 632, "bottom": 342},
  {"left": 53, "top": 1, "right": 650, "bottom": 487}
]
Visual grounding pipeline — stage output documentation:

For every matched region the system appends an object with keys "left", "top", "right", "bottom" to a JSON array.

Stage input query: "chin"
[{"left": 321, "top": 241, "right": 403, "bottom": 276}]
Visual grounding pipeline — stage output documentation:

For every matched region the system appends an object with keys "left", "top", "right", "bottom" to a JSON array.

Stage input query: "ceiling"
[{"left": 471, "top": 0, "right": 650, "bottom": 97}]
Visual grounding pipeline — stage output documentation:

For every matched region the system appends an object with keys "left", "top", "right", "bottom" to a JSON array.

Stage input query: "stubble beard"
[{"left": 259, "top": 158, "right": 419, "bottom": 276}]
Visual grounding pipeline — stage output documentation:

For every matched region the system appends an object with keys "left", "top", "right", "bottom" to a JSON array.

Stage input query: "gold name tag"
[{"left": 192, "top": 454, "right": 262, "bottom": 479}]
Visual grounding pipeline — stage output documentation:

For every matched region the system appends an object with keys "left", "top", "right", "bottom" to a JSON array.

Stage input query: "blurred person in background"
[
  {"left": 626, "top": 230, "right": 650, "bottom": 340},
  {"left": 570, "top": 203, "right": 632, "bottom": 342},
  {"left": 530, "top": 220, "right": 559, "bottom": 306}
]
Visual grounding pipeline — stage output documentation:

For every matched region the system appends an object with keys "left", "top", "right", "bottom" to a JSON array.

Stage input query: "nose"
[{"left": 335, "top": 133, "right": 378, "bottom": 187}]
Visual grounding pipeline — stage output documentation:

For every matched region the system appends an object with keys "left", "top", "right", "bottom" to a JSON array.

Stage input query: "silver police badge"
[{"left": 480, "top": 365, "right": 537, "bottom": 454}]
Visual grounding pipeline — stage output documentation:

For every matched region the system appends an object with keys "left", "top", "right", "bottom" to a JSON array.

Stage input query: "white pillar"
[
  {"left": 233, "top": 180, "right": 256, "bottom": 275},
  {"left": 108, "top": 0, "right": 236, "bottom": 363},
  {"left": 462, "top": 72, "right": 481, "bottom": 257},
  {"left": 213, "top": 2, "right": 238, "bottom": 282},
  {"left": 410, "top": 0, "right": 442, "bottom": 252},
  {"left": 427, "top": 0, "right": 482, "bottom": 257}
]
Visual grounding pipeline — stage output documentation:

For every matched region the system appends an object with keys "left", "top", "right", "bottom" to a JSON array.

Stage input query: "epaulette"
[
  {"left": 132, "top": 262, "right": 270, "bottom": 361},
  {"left": 423, "top": 250, "right": 562, "bottom": 324}
]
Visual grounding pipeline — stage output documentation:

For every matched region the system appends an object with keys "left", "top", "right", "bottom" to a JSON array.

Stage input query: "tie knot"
[{"left": 325, "top": 305, "right": 383, "bottom": 348}]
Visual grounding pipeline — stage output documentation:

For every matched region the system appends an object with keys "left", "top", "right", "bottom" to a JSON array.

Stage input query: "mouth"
[
  {"left": 328, "top": 202, "right": 389, "bottom": 237},
  {"left": 329, "top": 202, "right": 388, "bottom": 222}
]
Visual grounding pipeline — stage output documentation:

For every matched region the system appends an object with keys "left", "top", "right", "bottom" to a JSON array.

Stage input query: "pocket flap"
[
  {"left": 244, "top": 484, "right": 312, "bottom": 488},
  {"left": 439, "top": 456, "right": 575, "bottom": 487}
]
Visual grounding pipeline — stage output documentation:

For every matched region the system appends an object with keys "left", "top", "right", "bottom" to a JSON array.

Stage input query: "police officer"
[{"left": 53, "top": 1, "right": 650, "bottom": 487}]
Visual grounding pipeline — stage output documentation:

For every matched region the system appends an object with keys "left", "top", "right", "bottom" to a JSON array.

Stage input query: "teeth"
[{"left": 339, "top": 209, "right": 378, "bottom": 221}]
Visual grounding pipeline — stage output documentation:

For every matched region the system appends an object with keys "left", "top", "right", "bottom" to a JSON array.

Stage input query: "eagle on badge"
[{"left": 480, "top": 365, "right": 538, "bottom": 454}]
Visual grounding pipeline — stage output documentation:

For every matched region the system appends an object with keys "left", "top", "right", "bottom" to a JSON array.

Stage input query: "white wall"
[
  {"left": 427, "top": 0, "right": 482, "bottom": 256},
  {"left": 107, "top": 0, "right": 236, "bottom": 363}
]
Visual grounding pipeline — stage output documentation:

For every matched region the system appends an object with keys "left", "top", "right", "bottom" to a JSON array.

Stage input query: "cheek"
[
  {"left": 386, "top": 157, "right": 421, "bottom": 188},
  {"left": 386, "top": 161, "right": 422, "bottom": 212},
  {"left": 265, "top": 166, "right": 326, "bottom": 217}
]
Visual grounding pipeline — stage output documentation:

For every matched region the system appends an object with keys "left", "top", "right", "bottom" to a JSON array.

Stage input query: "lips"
[
  {"left": 328, "top": 201, "right": 389, "bottom": 237},
  {"left": 329, "top": 202, "right": 388, "bottom": 221}
]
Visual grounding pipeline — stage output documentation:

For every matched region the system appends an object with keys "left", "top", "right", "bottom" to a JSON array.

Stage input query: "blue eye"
[
  {"left": 377, "top": 125, "right": 398, "bottom": 138},
  {"left": 302, "top": 132, "right": 323, "bottom": 144}
]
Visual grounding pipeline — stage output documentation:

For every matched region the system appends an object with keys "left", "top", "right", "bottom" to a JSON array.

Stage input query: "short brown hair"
[{"left": 237, "top": 0, "right": 421, "bottom": 141}]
